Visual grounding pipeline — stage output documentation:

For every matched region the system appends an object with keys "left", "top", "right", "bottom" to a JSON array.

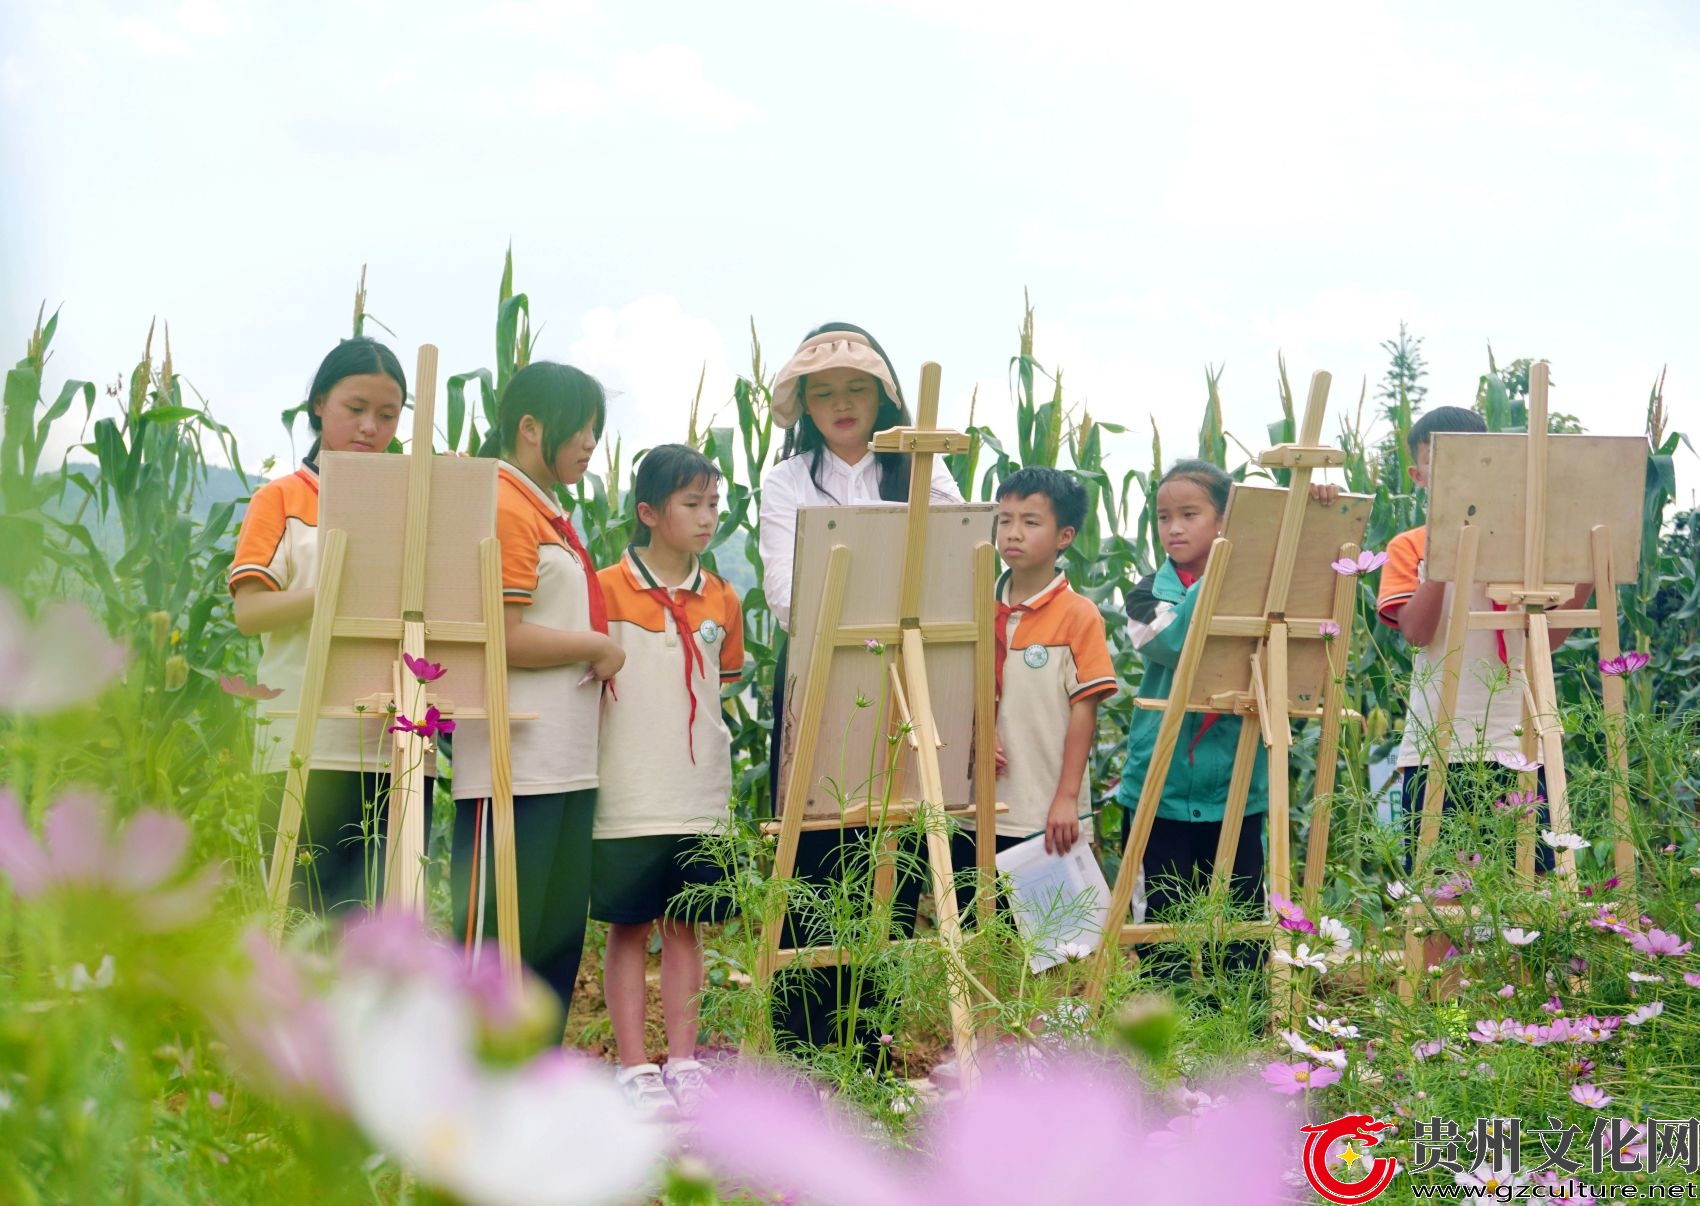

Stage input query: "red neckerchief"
[
  {"left": 994, "top": 597, "right": 1031, "bottom": 701},
  {"left": 634, "top": 553, "right": 708, "bottom": 763},
  {"left": 547, "top": 513, "right": 609, "bottom": 636},
  {"left": 1174, "top": 567, "right": 1220, "bottom": 765}
]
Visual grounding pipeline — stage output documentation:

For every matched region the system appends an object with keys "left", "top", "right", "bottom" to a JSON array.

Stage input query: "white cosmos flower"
[
  {"left": 1501, "top": 928, "right": 1541, "bottom": 946},
  {"left": 1279, "top": 1030, "right": 1347, "bottom": 1069},
  {"left": 329, "top": 927, "right": 665, "bottom": 1206},
  {"left": 1542, "top": 831, "right": 1591, "bottom": 852},
  {"left": 1273, "top": 944, "right": 1329, "bottom": 973},
  {"left": 1386, "top": 881, "right": 1409, "bottom": 901},
  {"left": 1307, "top": 1016, "right": 1361, "bottom": 1039},
  {"left": 1317, "top": 917, "right": 1354, "bottom": 962}
]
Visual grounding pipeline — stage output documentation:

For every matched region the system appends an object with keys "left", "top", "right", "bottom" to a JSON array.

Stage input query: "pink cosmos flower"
[
  {"left": 208, "top": 930, "right": 346, "bottom": 1109},
  {"left": 1588, "top": 906, "right": 1630, "bottom": 935},
  {"left": 0, "top": 592, "right": 129, "bottom": 714},
  {"left": 1318, "top": 621, "right": 1340, "bottom": 641},
  {"left": 1428, "top": 872, "right": 1472, "bottom": 902},
  {"left": 1264, "top": 1060, "right": 1344, "bottom": 1096},
  {"left": 1331, "top": 550, "right": 1388, "bottom": 577},
  {"left": 388, "top": 705, "right": 455, "bottom": 740},
  {"left": 1495, "top": 790, "right": 1543, "bottom": 819},
  {"left": 1269, "top": 891, "right": 1316, "bottom": 934},
  {"left": 1542, "top": 996, "right": 1565, "bottom": 1015},
  {"left": 1683, "top": 973, "right": 1700, "bottom": 989},
  {"left": 220, "top": 675, "right": 284, "bottom": 700},
  {"left": 1562, "top": 1057, "right": 1596, "bottom": 1082},
  {"left": 1629, "top": 928, "right": 1692, "bottom": 958},
  {"left": 694, "top": 1058, "right": 1293, "bottom": 1206},
  {"left": 0, "top": 790, "right": 218, "bottom": 930},
  {"left": 1469, "top": 1019, "right": 1522, "bottom": 1044},
  {"left": 402, "top": 653, "right": 447, "bottom": 683},
  {"left": 1413, "top": 1039, "right": 1446, "bottom": 1063},
  {"left": 1598, "top": 651, "right": 1650, "bottom": 677},
  {"left": 1497, "top": 984, "right": 1516, "bottom": 999},
  {"left": 1569, "top": 1083, "right": 1612, "bottom": 1109},
  {"left": 863, "top": 639, "right": 886, "bottom": 655}
]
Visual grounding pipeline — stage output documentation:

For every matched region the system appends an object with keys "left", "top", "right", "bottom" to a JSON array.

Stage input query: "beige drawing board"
[
  {"left": 317, "top": 451, "right": 497, "bottom": 723},
  {"left": 1190, "top": 484, "right": 1373, "bottom": 712},
  {"left": 779, "top": 502, "right": 997, "bottom": 818},
  {"left": 1425, "top": 433, "right": 1645, "bottom": 586}
]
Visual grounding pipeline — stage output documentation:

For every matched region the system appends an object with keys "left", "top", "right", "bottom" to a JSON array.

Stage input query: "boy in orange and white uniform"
[{"left": 954, "top": 466, "right": 1117, "bottom": 884}]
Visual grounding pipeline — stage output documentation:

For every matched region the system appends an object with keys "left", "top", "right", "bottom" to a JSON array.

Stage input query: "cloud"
[
  {"left": 115, "top": 17, "right": 191, "bottom": 57},
  {"left": 170, "top": 0, "right": 238, "bottom": 38},
  {"left": 610, "top": 44, "right": 758, "bottom": 129},
  {"left": 563, "top": 295, "right": 739, "bottom": 460},
  {"left": 526, "top": 69, "right": 605, "bottom": 117}
]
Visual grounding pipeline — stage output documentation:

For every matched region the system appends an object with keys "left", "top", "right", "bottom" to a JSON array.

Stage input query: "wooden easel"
[
  {"left": 751, "top": 362, "right": 1001, "bottom": 1083},
  {"left": 264, "top": 344, "right": 525, "bottom": 982},
  {"left": 1087, "top": 372, "right": 1370, "bottom": 1010},
  {"left": 1403, "top": 362, "right": 1645, "bottom": 989}
]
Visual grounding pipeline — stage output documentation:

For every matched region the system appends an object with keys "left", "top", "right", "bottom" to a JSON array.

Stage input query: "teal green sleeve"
[{"left": 1138, "top": 582, "right": 1199, "bottom": 668}]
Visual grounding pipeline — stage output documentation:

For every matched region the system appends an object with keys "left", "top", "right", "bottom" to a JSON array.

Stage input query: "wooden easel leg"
[
  {"left": 384, "top": 645, "right": 429, "bottom": 914},
  {"left": 1302, "top": 543, "right": 1358, "bottom": 912},
  {"left": 266, "top": 528, "right": 349, "bottom": 932},
  {"left": 1591, "top": 525, "right": 1636, "bottom": 892},
  {"left": 972, "top": 544, "right": 999, "bottom": 931},
  {"left": 746, "top": 546, "right": 851, "bottom": 1058},
  {"left": 1264, "top": 621, "right": 1295, "bottom": 1029},
  {"left": 479, "top": 538, "right": 522, "bottom": 986},
  {"left": 1210, "top": 721, "right": 1259, "bottom": 896},
  {"left": 1515, "top": 685, "right": 1539, "bottom": 885},
  {"left": 1525, "top": 613, "right": 1576, "bottom": 883},
  {"left": 1417, "top": 526, "right": 1480, "bottom": 863},
  {"left": 900, "top": 628, "right": 980, "bottom": 1087}
]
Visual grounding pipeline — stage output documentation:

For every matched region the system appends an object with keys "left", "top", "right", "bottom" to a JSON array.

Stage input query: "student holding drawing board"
[
  {"left": 757, "top": 321, "right": 962, "bottom": 1051},
  {"left": 1375, "top": 406, "right": 1587, "bottom": 870},
  {"left": 231, "top": 338, "right": 414, "bottom": 916}
]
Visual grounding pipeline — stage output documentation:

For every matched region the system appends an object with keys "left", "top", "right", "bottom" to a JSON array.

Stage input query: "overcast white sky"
[{"left": 4, "top": 0, "right": 1696, "bottom": 499}]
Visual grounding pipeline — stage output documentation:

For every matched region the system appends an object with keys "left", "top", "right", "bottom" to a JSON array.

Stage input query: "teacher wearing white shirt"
[{"left": 756, "top": 320, "right": 964, "bottom": 1054}]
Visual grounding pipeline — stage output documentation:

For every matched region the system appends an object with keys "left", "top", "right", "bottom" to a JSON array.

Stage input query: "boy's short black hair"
[
  {"left": 631, "top": 443, "right": 721, "bottom": 546},
  {"left": 1407, "top": 405, "right": 1487, "bottom": 455},
  {"left": 996, "top": 466, "right": 1088, "bottom": 532}
]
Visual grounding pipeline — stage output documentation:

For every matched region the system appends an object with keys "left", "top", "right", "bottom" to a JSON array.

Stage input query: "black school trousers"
[
  {"left": 449, "top": 789, "right": 596, "bottom": 1016},
  {"left": 1140, "top": 811, "right": 1267, "bottom": 979}
]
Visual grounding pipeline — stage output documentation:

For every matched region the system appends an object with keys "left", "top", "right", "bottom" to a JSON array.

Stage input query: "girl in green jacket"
[{"left": 1117, "top": 459, "right": 1267, "bottom": 975}]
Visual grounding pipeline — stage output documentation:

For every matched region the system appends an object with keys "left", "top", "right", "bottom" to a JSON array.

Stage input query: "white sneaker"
[
  {"left": 615, "top": 1063, "right": 677, "bottom": 1121},
  {"left": 662, "top": 1058, "right": 709, "bottom": 1113}
]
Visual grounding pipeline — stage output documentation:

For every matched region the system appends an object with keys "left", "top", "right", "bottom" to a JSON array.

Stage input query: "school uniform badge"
[
  {"left": 698, "top": 618, "right": 722, "bottom": 645},
  {"left": 1022, "top": 643, "right": 1049, "bottom": 669}
]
